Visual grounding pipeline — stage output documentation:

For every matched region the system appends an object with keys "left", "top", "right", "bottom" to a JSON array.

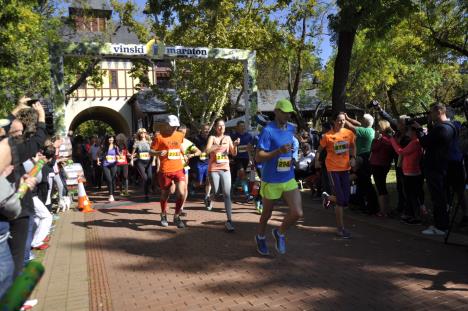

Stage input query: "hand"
[
  {"left": 278, "top": 143, "right": 291, "bottom": 154},
  {"left": 33, "top": 152, "right": 46, "bottom": 163},
  {"left": 32, "top": 102, "right": 45, "bottom": 121},
  {"left": 1, "top": 165, "right": 14, "bottom": 177},
  {"left": 21, "top": 174, "right": 38, "bottom": 191},
  {"left": 233, "top": 138, "right": 240, "bottom": 146},
  {"left": 350, "top": 157, "right": 356, "bottom": 168},
  {"left": 160, "top": 150, "right": 167, "bottom": 157},
  {"left": 97, "top": 161, "right": 101, "bottom": 166}
]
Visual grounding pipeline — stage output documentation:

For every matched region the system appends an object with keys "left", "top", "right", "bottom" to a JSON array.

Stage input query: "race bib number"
[
  {"left": 237, "top": 145, "right": 248, "bottom": 153},
  {"left": 200, "top": 152, "right": 207, "bottom": 161},
  {"left": 106, "top": 155, "right": 116, "bottom": 163},
  {"left": 334, "top": 141, "right": 349, "bottom": 155},
  {"left": 139, "top": 152, "right": 150, "bottom": 160},
  {"left": 277, "top": 157, "right": 292, "bottom": 172},
  {"left": 116, "top": 155, "right": 126, "bottom": 163},
  {"left": 168, "top": 149, "right": 181, "bottom": 160},
  {"left": 216, "top": 152, "right": 229, "bottom": 163}
]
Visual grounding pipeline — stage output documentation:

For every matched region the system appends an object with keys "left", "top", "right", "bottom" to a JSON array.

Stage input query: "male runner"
[
  {"left": 230, "top": 120, "right": 253, "bottom": 200},
  {"left": 151, "top": 115, "right": 186, "bottom": 228},
  {"left": 254, "top": 99, "right": 303, "bottom": 255}
]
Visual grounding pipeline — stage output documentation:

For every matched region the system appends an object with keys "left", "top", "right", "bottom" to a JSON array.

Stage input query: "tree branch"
[{"left": 65, "top": 58, "right": 101, "bottom": 96}]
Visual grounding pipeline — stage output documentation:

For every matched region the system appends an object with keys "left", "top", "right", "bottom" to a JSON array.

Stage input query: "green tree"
[{"left": 328, "top": 0, "right": 415, "bottom": 113}]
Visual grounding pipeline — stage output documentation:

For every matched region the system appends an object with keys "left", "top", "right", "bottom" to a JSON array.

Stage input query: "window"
[{"left": 109, "top": 70, "right": 118, "bottom": 89}]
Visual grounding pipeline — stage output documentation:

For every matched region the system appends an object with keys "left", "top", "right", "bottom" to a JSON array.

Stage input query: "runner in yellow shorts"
[{"left": 254, "top": 99, "right": 303, "bottom": 256}]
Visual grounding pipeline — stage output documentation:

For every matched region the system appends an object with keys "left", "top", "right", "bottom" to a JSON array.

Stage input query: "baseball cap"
[
  {"left": 274, "top": 99, "right": 295, "bottom": 113},
  {"left": 166, "top": 115, "right": 180, "bottom": 127}
]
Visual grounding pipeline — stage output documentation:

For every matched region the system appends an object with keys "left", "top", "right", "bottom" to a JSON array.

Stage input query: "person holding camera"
[
  {"left": 343, "top": 113, "right": 379, "bottom": 214},
  {"left": 414, "top": 103, "right": 457, "bottom": 235},
  {"left": 369, "top": 120, "right": 396, "bottom": 217},
  {"left": 390, "top": 125, "right": 424, "bottom": 225}
]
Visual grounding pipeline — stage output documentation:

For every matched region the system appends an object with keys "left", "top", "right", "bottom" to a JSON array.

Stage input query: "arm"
[
  {"left": 390, "top": 138, "right": 419, "bottom": 156},
  {"left": 230, "top": 137, "right": 239, "bottom": 156},
  {"left": 378, "top": 108, "right": 398, "bottom": 131},
  {"left": 205, "top": 136, "right": 216, "bottom": 154},
  {"left": 314, "top": 145, "right": 324, "bottom": 168}
]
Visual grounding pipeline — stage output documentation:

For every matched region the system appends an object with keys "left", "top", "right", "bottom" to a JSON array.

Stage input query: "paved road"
[{"left": 57, "top": 190, "right": 468, "bottom": 311}]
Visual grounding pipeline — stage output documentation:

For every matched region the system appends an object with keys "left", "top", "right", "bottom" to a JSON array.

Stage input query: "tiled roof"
[{"left": 69, "top": 0, "right": 111, "bottom": 11}]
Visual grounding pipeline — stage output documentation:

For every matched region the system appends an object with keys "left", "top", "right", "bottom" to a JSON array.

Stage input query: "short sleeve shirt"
[
  {"left": 320, "top": 128, "right": 355, "bottom": 172},
  {"left": 355, "top": 127, "right": 375, "bottom": 155},
  {"left": 151, "top": 132, "right": 184, "bottom": 173},
  {"left": 257, "top": 122, "right": 296, "bottom": 183},
  {"left": 230, "top": 132, "right": 252, "bottom": 159}
]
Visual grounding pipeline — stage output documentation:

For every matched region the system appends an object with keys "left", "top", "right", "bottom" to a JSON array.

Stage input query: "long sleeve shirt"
[{"left": 390, "top": 137, "right": 423, "bottom": 176}]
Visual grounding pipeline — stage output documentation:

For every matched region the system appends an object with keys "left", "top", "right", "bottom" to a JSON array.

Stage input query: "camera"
[
  {"left": 26, "top": 99, "right": 39, "bottom": 106},
  {"left": 367, "top": 100, "right": 380, "bottom": 109}
]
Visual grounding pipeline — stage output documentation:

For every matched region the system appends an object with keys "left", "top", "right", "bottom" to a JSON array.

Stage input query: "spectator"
[
  {"left": 415, "top": 103, "right": 457, "bottom": 235},
  {"left": 369, "top": 120, "right": 396, "bottom": 217},
  {"left": 344, "top": 113, "right": 379, "bottom": 214},
  {"left": 390, "top": 126, "right": 424, "bottom": 224},
  {"left": 295, "top": 143, "right": 315, "bottom": 181}
]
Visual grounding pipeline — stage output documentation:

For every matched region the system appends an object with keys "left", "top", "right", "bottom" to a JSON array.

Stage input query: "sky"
[{"left": 131, "top": 0, "right": 334, "bottom": 64}]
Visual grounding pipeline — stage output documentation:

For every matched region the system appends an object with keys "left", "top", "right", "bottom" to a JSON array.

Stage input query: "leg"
[
  {"left": 279, "top": 188, "right": 303, "bottom": 234},
  {"left": 174, "top": 179, "right": 187, "bottom": 215},
  {"left": 31, "top": 197, "right": 53, "bottom": 248},
  {"left": 257, "top": 197, "right": 274, "bottom": 237},
  {"left": 209, "top": 172, "right": 221, "bottom": 202},
  {"left": 102, "top": 166, "right": 113, "bottom": 196},
  {"left": 426, "top": 170, "right": 449, "bottom": 230},
  {"left": 219, "top": 170, "right": 233, "bottom": 221},
  {"left": 8, "top": 216, "right": 30, "bottom": 278},
  {"left": 0, "top": 235, "right": 14, "bottom": 298}
]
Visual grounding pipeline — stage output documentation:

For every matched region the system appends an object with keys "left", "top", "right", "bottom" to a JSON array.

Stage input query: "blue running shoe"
[
  {"left": 255, "top": 235, "right": 269, "bottom": 256},
  {"left": 272, "top": 228, "right": 286, "bottom": 254}
]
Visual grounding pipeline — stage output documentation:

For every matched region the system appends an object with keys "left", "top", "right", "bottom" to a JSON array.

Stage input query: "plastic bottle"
[
  {"left": 16, "top": 159, "right": 45, "bottom": 199},
  {"left": 0, "top": 261, "right": 45, "bottom": 311}
]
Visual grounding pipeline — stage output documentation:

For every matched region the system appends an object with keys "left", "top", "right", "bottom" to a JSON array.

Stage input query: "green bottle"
[{"left": 0, "top": 261, "right": 45, "bottom": 311}]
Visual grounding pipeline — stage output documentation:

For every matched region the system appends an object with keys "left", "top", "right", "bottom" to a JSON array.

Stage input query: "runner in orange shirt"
[
  {"left": 315, "top": 112, "right": 356, "bottom": 239},
  {"left": 151, "top": 115, "right": 186, "bottom": 228}
]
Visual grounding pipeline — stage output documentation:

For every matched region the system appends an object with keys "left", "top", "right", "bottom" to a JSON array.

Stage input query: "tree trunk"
[{"left": 331, "top": 29, "right": 356, "bottom": 115}]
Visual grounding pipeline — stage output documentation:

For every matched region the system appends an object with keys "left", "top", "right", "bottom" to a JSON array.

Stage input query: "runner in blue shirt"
[
  {"left": 230, "top": 120, "right": 253, "bottom": 200},
  {"left": 254, "top": 99, "right": 303, "bottom": 255}
]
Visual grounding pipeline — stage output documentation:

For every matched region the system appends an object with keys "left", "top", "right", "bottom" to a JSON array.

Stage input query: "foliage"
[
  {"left": 319, "top": 18, "right": 466, "bottom": 115},
  {"left": 74, "top": 120, "right": 114, "bottom": 138},
  {"left": 0, "top": 0, "right": 57, "bottom": 117},
  {"left": 412, "top": 0, "right": 467, "bottom": 57}
]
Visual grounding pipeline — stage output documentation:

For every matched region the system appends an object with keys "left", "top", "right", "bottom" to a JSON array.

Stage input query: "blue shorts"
[
  {"left": 197, "top": 162, "right": 208, "bottom": 183},
  {"left": 328, "top": 171, "right": 350, "bottom": 206}
]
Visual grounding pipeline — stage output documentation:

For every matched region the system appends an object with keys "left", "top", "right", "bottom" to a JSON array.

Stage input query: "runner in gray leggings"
[{"left": 206, "top": 119, "right": 240, "bottom": 231}]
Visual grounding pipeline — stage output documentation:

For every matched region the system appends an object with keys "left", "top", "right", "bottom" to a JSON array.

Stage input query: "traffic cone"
[{"left": 77, "top": 177, "right": 95, "bottom": 213}]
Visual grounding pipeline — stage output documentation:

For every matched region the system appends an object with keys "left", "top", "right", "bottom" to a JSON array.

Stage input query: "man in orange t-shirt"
[
  {"left": 315, "top": 112, "right": 356, "bottom": 239},
  {"left": 151, "top": 115, "right": 186, "bottom": 228}
]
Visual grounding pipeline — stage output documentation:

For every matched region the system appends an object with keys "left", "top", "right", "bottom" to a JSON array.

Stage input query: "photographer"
[
  {"left": 5, "top": 98, "right": 48, "bottom": 278},
  {"left": 414, "top": 103, "right": 457, "bottom": 235},
  {"left": 370, "top": 101, "right": 411, "bottom": 217},
  {"left": 344, "top": 113, "right": 379, "bottom": 214}
]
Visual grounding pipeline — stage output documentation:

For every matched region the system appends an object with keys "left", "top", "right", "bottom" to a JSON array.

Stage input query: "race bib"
[
  {"left": 237, "top": 145, "right": 248, "bottom": 153},
  {"left": 168, "top": 149, "right": 181, "bottom": 160},
  {"left": 334, "top": 141, "right": 349, "bottom": 155},
  {"left": 277, "top": 157, "right": 292, "bottom": 172},
  {"left": 215, "top": 152, "right": 229, "bottom": 163},
  {"left": 200, "top": 152, "right": 207, "bottom": 161},
  {"left": 117, "top": 155, "right": 126, "bottom": 163},
  {"left": 139, "top": 152, "right": 150, "bottom": 160},
  {"left": 106, "top": 155, "right": 116, "bottom": 163}
]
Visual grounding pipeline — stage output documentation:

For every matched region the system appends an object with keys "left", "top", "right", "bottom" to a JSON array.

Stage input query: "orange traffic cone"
[{"left": 77, "top": 177, "right": 95, "bottom": 213}]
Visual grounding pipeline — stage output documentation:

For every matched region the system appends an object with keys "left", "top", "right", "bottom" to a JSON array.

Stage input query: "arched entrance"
[{"left": 68, "top": 106, "right": 130, "bottom": 136}]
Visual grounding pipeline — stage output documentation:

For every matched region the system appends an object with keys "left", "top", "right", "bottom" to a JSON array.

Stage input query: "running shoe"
[
  {"left": 421, "top": 226, "right": 446, "bottom": 236},
  {"left": 336, "top": 228, "right": 352, "bottom": 239},
  {"left": 174, "top": 216, "right": 185, "bottom": 229},
  {"left": 225, "top": 220, "right": 235, "bottom": 232},
  {"left": 321, "top": 192, "right": 331, "bottom": 209},
  {"left": 204, "top": 196, "right": 213, "bottom": 211},
  {"left": 255, "top": 235, "right": 269, "bottom": 256},
  {"left": 272, "top": 228, "right": 286, "bottom": 254},
  {"left": 160, "top": 215, "right": 169, "bottom": 227}
]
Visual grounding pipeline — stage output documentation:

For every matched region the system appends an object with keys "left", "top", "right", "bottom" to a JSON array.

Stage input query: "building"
[{"left": 63, "top": 0, "right": 170, "bottom": 136}]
